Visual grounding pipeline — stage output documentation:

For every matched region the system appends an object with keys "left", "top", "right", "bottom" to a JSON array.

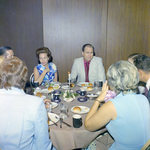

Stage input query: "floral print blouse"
[{"left": 36, "top": 63, "right": 57, "bottom": 85}]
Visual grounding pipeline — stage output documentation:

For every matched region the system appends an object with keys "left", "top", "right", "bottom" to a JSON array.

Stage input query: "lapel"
[
  {"left": 147, "top": 89, "right": 150, "bottom": 103},
  {"left": 89, "top": 57, "right": 95, "bottom": 76},
  {"left": 79, "top": 58, "right": 85, "bottom": 78}
]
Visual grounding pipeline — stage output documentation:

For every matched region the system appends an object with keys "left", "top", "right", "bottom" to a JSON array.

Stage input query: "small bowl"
[{"left": 87, "top": 94, "right": 98, "bottom": 100}]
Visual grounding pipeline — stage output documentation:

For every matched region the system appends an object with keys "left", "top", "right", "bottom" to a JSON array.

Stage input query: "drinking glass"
[
  {"left": 45, "top": 80, "right": 50, "bottom": 88},
  {"left": 60, "top": 103, "right": 68, "bottom": 119},
  {"left": 94, "top": 81, "right": 99, "bottom": 90},
  {"left": 98, "top": 81, "right": 103, "bottom": 90}
]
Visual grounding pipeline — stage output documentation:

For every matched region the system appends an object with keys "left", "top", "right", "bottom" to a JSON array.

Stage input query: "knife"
[
  {"left": 60, "top": 117, "right": 62, "bottom": 128},
  {"left": 49, "top": 117, "right": 58, "bottom": 126},
  {"left": 60, "top": 118, "right": 72, "bottom": 128}
]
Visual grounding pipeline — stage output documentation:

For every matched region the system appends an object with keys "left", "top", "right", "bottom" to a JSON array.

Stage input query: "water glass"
[
  {"left": 60, "top": 103, "right": 68, "bottom": 119},
  {"left": 45, "top": 80, "right": 50, "bottom": 88},
  {"left": 98, "top": 81, "right": 103, "bottom": 90},
  {"left": 94, "top": 81, "right": 99, "bottom": 90}
]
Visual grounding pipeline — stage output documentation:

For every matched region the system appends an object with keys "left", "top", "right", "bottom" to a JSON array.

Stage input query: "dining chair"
[
  {"left": 141, "top": 139, "right": 150, "bottom": 150},
  {"left": 30, "top": 73, "right": 34, "bottom": 87}
]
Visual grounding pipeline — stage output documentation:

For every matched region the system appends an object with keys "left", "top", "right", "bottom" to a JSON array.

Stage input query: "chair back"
[
  {"left": 141, "top": 139, "right": 150, "bottom": 150},
  {"left": 30, "top": 73, "right": 34, "bottom": 87}
]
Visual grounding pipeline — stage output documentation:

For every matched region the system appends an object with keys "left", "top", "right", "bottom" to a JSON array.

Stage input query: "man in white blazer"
[{"left": 70, "top": 44, "right": 106, "bottom": 84}]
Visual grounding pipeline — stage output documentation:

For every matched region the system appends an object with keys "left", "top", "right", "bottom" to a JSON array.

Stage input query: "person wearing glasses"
[{"left": 0, "top": 46, "right": 14, "bottom": 59}]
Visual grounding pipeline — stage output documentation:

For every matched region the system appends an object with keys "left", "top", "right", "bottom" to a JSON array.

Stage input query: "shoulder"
[
  {"left": 49, "top": 62, "right": 57, "bottom": 70},
  {"left": 74, "top": 57, "right": 83, "bottom": 62},
  {"left": 93, "top": 56, "right": 102, "bottom": 61}
]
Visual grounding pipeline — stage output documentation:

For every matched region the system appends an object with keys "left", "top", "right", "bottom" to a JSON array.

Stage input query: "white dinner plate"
[
  {"left": 96, "top": 91, "right": 102, "bottom": 95},
  {"left": 41, "top": 95, "right": 46, "bottom": 99},
  {"left": 71, "top": 106, "right": 90, "bottom": 114},
  {"left": 47, "top": 113, "right": 59, "bottom": 125},
  {"left": 51, "top": 102, "right": 58, "bottom": 109},
  {"left": 61, "top": 85, "right": 69, "bottom": 90},
  {"left": 63, "top": 97, "right": 74, "bottom": 102},
  {"left": 78, "top": 82, "right": 89, "bottom": 86},
  {"left": 34, "top": 93, "right": 46, "bottom": 99},
  {"left": 41, "top": 89, "right": 54, "bottom": 93}
]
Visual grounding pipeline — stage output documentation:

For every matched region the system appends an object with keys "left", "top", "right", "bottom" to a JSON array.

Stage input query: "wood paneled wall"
[
  {"left": 0, "top": 0, "right": 43, "bottom": 80},
  {"left": 43, "top": 0, "right": 150, "bottom": 82},
  {"left": 0, "top": 0, "right": 150, "bottom": 83},
  {"left": 106, "top": 0, "right": 150, "bottom": 69},
  {"left": 43, "top": 0, "right": 107, "bottom": 82}
]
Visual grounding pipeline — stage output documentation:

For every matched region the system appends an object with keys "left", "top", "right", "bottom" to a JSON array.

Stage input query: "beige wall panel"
[{"left": 43, "top": 0, "right": 107, "bottom": 82}]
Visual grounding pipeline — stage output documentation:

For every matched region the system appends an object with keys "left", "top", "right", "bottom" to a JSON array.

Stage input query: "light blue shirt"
[
  {"left": 106, "top": 92, "right": 150, "bottom": 150},
  {"left": 0, "top": 87, "right": 53, "bottom": 150}
]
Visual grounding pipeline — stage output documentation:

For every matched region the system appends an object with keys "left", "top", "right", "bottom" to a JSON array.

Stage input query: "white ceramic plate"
[
  {"left": 87, "top": 94, "right": 98, "bottom": 100},
  {"left": 78, "top": 82, "right": 90, "bottom": 87},
  {"left": 71, "top": 106, "right": 90, "bottom": 114},
  {"left": 34, "top": 93, "right": 46, "bottom": 99},
  {"left": 61, "top": 85, "right": 69, "bottom": 90},
  {"left": 41, "top": 89, "right": 54, "bottom": 93},
  {"left": 41, "top": 95, "right": 46, "bottom": 99},
  {"left": 96, "top": 91, "right": 102, "bottom": 95},
  {"left": 51, "top": 102, "right": 58, "bottom": 109},
  {"left": 47, "top": 113, "right": 59, "bottom": 125},
  {"left": 63, "top": 97, "right": 74, "bottom": 102}
]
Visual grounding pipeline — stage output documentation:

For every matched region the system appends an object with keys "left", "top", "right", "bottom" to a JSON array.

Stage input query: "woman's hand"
[
  {"left": 44, "top": 99, "right": 51, "bottom": 109},
  {"left": 44, "top": 99, "right": 51, "bottom": 104},
  {"left": 97, "top": 81, "right": 108, "bottom": 102},
  {"left": 45, "top": 66, "right": 50, "bottom": 73}
]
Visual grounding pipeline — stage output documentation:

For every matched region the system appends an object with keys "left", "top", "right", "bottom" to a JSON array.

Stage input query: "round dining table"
[{"left": 40, "top": 82, "right": 114, "bottom": 150}]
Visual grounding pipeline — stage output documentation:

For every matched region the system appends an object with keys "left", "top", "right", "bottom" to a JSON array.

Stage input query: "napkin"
[{"left": 104, "top": 90, "right": 117, "bottom": 102}]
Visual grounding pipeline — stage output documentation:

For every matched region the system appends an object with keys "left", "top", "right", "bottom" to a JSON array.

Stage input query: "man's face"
[
  {"left": 82, "top": 46, "right": 94, "bottom": 62},
  {"left": 5, "top": 50, "right": 14, "bottom": 59}
]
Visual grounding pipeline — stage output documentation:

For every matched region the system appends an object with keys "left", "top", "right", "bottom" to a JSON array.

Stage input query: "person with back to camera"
[
  {"left": 34, "top": 47, "right": 57, "bottom": 85},
  {"left": 70, "top": 43, "right": 106, "bottom": 84},
  {"left": 84, "top": 60, "right": 150, "bottom": 150},
  {"left": 0, "top": 57, "right": 56, "bottom": 150}
]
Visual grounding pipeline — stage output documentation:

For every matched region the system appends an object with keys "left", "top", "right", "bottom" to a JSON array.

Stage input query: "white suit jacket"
[
  {"left": 0, "top": 87, "right": 53, "bottom": 150},
  {"left": 70, "top": 56, "right": 106, "bottom": 84}
]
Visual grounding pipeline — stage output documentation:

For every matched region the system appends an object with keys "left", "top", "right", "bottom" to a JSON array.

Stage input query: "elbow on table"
[{"left": 84, "top": 121, "right": 95, "bottom": 132}]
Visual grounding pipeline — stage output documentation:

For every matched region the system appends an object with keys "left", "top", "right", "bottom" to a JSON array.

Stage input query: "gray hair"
[{"left": 107, "top": 61, "right": 139, "bottom": 94}]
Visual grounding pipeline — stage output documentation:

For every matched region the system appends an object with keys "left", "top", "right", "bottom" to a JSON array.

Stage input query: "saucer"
[
  {"left": 76, "top": 90, "right": 81, "bottom": 94},
  {"left": 77, "top": 97, "right": 88, "bottom": 102},
  {"left": 51, "top": 98, "right": 61, "bottom": 103}
]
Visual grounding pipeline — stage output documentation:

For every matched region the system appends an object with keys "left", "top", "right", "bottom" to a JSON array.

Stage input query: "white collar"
[
  {"left": 146, "top": 78, "right": 150, "bottom": 90},
  {"left": 0, "top": 87, "right": 25, "bottom": 95}
]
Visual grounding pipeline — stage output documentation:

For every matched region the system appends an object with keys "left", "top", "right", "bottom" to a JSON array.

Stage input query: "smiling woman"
[{"left": 34, "top": 47, "right": 57, "bottom": 85}]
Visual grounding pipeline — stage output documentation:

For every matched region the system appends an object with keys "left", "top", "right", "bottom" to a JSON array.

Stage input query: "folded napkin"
[{"left": 104, "top": 90, "right": 117, "bottom": 102}]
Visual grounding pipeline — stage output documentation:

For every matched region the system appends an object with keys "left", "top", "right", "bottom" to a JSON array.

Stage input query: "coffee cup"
[
  {"left": 53, "top": 94, "right": 59, "bottom": 100},
  {"left": 73, "top": 114, "right": 82, "bottom": 128},
  {"left": 80, "top": 90, "right": 86, "bottom": 96}
]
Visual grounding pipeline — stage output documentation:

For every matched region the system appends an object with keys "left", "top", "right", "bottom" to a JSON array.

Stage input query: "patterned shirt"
[{"left": 36, "top": 62, "right": 57, "bottom": 85}]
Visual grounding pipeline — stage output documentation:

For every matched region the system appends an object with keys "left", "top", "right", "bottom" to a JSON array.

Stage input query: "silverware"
[
  {"left": 60, "top": 118, "right": 72, "bottom": 128},
  {"left": 49, "top": 118, "right": 58, "bottom": 126},
  {"left": 60, "top": 117, "right": 62, "bottom": 128}
]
